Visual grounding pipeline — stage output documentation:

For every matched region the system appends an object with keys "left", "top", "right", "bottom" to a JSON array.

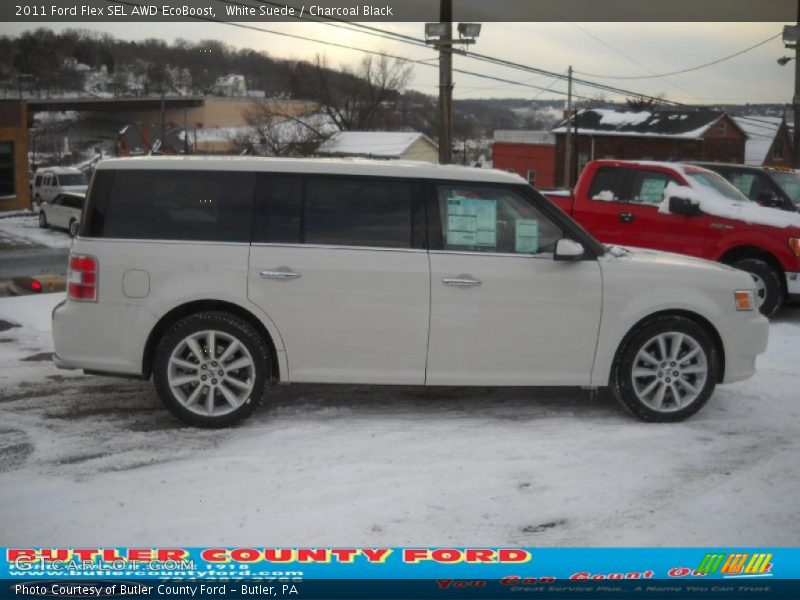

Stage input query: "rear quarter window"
[{"left": 83, "top": 170, "right": 255, "bottom": 242}]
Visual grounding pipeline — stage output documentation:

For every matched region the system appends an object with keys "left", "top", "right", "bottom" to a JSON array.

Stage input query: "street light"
[
  {"left": 457, "top": 22, "right": 482, "bottom": 42},
  {"left": 778, "top": 56, "right": 795, "bottom": 66}
]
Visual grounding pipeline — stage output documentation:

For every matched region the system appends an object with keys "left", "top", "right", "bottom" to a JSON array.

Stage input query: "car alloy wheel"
[
  {"left": 167, "top": 330, "right": 256, "bottom": 418},
  {"left": 631, "top": 332, "right": 708, "bottom": 412},
  {"left": 153, "top": 311, "right": 272, "bottom": 428}
]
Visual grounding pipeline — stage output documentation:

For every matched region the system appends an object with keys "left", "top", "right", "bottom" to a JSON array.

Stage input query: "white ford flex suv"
[{"left": 52, "top": 157, "right": 769, "bottom": 427}]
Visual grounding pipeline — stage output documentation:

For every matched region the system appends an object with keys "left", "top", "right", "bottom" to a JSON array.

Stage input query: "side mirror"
[
  {"left": 668, "top": 196, "right": 703, "bottom": 216},
  {"left": 554, "top": 238, "right": 585, "bottom": 262},
  {"left": 756, "top": 191, "right": 780, "bottom": 208}
]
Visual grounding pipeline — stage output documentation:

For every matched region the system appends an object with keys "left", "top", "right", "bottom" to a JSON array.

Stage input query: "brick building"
[
  {"left": 492, "top": 130, "right": 556, "bottom": 189},
  {"left": 553, "top": 109, "right": 747, "bottom": 186},
  {"left": 0, "top": 101, "right": 30, "bottom": 211}
]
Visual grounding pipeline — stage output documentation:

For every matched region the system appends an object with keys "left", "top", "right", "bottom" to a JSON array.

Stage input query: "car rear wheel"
[
  {"left": 730, "top": 258, "right": 783, "bottom": 318},
  {"left": 38, "top": 211, "right": 47, "bottom": 229},
  {"left": 153, "top": 311, "right": 272, "bottom": 428},
  {"left": 68, "top": 219, "right": 79, "bottom": 237},
  {"left": 612, "top": 315, "right": 719, "bottom": 422}
]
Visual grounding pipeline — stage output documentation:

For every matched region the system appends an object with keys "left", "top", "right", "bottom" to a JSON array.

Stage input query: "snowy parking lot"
[{"left": 0, "top": 293, "right": 798, "bottom": 547}]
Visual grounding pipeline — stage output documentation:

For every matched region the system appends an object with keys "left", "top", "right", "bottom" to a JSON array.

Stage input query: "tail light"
[{"left": 68, "top": 254, "right": 97, "bottom": 302}]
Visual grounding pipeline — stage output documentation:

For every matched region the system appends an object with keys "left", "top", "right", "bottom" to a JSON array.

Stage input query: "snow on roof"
[
  {"left": 317, "top": 131, "right": 436, "bottom": 158},
  {"left": 493, "top": 130, "right": 555, "bottom": 145},
  {"left": 552, "top": 108, "right": 728, "bottom": 140},
  {"left": 733, "top": 116, "right": 786, "bottom": 166}
]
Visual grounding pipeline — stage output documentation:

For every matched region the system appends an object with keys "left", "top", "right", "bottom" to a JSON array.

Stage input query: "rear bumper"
[
  {"left": 52, "top": 298, "right": 155, "bottom": 377},
  {"left": 721, "top": 312, "right": 770, "bottom": 384}
]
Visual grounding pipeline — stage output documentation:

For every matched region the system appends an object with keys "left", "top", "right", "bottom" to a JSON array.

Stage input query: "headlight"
[
  {"left": 734, "top": 290, "right": 756, "bottom": 311},
  {"left": 790, "top": 238, "right": 800, "bottom": 258}
]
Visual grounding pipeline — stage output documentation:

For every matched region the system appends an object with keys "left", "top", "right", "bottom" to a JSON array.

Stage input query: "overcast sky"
[{"left": 2, "top": 21, "right": 794, "bottom": 105}]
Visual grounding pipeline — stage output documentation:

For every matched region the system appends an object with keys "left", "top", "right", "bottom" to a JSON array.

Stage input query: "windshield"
[
  {"left": 767, "top": 171, "right": 800, "bottom": 208},
  {"left": 685, "top": 171, "right": 748, "bottom": 202},
  {"left": 58, "top": 174, "right": 86, "bottom": 186}
]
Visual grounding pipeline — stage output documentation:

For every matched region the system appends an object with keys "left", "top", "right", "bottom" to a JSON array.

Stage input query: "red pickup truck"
[{"left": 544, "top": 160, "right": 800, "bottom": 316}]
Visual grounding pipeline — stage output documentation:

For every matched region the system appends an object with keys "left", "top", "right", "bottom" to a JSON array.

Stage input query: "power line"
[{"left": 574, "top": 33, "right": 782, "bottom": 80}]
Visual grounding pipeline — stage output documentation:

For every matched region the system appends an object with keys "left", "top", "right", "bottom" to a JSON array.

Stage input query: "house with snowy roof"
[
  {"left": 733, "top": 116, "right": 793, "bottom": 168},
  {"left": 316, "top": 131, "right": 438, "bottom": 163},
  {"left": 552, "top": 109, "right": 746, "bottom": 186}
]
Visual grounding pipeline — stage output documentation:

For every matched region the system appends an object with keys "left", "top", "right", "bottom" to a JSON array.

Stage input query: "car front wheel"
[
  {"left": 612, "top": 315, "right": 719, "bottom": 422},
  {"left": 68, "top": 219, "right": 79, "bottom": 237},
  {"left": 731, "top": 258, "right": 783, "bottom": 318},
  {"left": 153, "top": 311, "right": 272, "bottom": 428}
]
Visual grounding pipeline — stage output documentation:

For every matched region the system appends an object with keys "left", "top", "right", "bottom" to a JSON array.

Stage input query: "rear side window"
[
  {"left": 253, "top": 175, "right": 425, "bottom": 249},
  {"left": 588, "top": 167, "right": 624, "bottom": 201},
  {"left": 84, "top": 170, "right": 255, "bottom": 242},
  {"left": 62, "top": 196, "right": 83, "bottom": 210}
]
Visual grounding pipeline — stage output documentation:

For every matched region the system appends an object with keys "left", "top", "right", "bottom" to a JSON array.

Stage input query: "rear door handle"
[
  {"left": 443, "top": 277, "right": 482, "bottom": 287},
  {"left": 260, "top": 270, "right": 301, "bottom": 280},
  {"left": 619, "top": 212, "right": 634, "bottom": 223}
]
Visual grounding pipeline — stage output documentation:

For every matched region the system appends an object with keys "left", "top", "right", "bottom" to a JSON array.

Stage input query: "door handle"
[
  {"left": 619, "top": 212, "right": 634, "bottom": 223},
  {"left": 260, "top": 270, "right": 301, "bottom": 280},
  {"left": 443, "top": 277, "right": 482, "bottom": 287}
]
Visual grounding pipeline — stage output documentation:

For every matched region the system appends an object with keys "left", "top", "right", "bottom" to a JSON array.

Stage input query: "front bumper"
[
  {"left": 722, "top": 311, "right": 770, "bottom": 384},
  {"left": 787, "top": 271, "right": 800, "bottom": 302}
]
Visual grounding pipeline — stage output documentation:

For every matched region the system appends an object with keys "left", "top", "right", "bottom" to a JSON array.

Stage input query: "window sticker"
[
  {"left": 638, "top": 178, "right": 668, "bottom": 204},
  {"left": 446, "top": 197, "right": 497, "bottom": 248},
  {"left": 515, "top": 219, "right": 539, "bottom": 253}
]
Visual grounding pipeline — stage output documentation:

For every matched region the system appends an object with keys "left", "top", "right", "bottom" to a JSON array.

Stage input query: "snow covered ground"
[
  {"left": 0, "top": 214, "right": 73, "bottom": 250},
  {"left": 0, "top": 293, "right": 798, "bottom": 546}
]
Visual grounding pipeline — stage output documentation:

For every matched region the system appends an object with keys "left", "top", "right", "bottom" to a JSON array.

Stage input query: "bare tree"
[
  {"left": 244, "top": 99, "right": 332, "bottom": 157},
  {"left": 308, "top": 54, "right": 413, "bottom": 131}
]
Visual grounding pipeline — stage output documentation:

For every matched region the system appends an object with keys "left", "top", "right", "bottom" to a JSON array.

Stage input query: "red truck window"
[
  {"left": 589, "top": 167, "right": 624, "bottom": 201},
  {"left": 629, "top": 170, "right": 679, "bottom": 205}
]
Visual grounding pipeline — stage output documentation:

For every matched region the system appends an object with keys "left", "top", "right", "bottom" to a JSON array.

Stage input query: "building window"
[
  {"left": 0, "top": 142, "right": 14, "bottom": 198},
  {"left": 526, "top": 169, "right": 536, "bottom": 186}
]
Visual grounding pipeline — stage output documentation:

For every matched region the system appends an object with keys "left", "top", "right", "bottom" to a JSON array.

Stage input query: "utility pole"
[
  {"left": 160, "top": 87, "right": 166, "bottom": 155},
  {"left": 794, "top": 0, "right": 800, "bottom": 168},
  {"left": 426, "top": 3, "right": 481, "bottom": 165},
  {"left": 439, "top": 0, "right": 453, "bottom": 165},
  {"left": 563, "top": 66, "right": 573, "bottom": 188}
]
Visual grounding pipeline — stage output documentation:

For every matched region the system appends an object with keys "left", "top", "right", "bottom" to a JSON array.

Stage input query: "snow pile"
[
  {"left": 659, "top": 181, "right": 800, "bottom": 229},
  {"left": 592, "top": 190, "right": 617, "bottom": 202}
]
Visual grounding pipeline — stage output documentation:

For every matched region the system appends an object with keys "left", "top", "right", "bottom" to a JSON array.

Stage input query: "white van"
[
  {"left": 52, "top": 157, "right": 768, "bottom": 427},
  {"left": 32, "top": 166, "right": 87, "bottom": 212}
]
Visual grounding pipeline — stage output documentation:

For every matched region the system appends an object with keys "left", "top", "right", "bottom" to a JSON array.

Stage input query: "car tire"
[
  {"left": 611, "top": 315, "right": 719, "bottom": 422},
  {"left": 730, "top": 258, "right": 783, "bottom": 318},
  {"left": 153, "top": 311, "right": 272, "bottom": 428},
  {"left": 38, "top": 211, "right": 47, "bottom": 229},
  {"left": 68, "top": 219, "right": 79, "bottom": 238}
]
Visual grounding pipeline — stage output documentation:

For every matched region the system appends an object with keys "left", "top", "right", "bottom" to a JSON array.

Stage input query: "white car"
[
  {"left": 32, "top": 167, "right": 87, "bottom": 212},
  {"left": 52, "top": 157, "right": 769, "bottom": 427},
  {"left": 39, "top": 192, "right": 85, "bottom": 237}
]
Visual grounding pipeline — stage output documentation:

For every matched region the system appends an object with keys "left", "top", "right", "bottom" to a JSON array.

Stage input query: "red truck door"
[{"left": 577, "top": 165, "right": 708, "bottom": 257}]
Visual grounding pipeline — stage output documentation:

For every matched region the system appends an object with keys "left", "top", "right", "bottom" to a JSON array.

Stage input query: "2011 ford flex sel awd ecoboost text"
[{"left": 52, "top": 157, "right": 769, "bottom": 427}]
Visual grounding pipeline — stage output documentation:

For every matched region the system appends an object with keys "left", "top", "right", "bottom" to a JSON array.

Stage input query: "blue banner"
[{"left": 2, "top": 547, "right": 798, "bottom": 599}]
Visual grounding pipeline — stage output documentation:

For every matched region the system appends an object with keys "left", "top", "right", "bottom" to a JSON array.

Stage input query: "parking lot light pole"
[{"left": 425, "top": 1, "right": 481, "bottom": 165}]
